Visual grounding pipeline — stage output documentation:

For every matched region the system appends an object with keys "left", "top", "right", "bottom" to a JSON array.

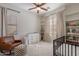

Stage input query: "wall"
[
  {"left": 64, "top": 3, "right": 79, "bottom": 21},
  {"left": 0, "top": 4, "right": 41, "bottom": 36},
  {"left": 65, "top": 4, "right": 79, "bottom": 16},
  {"left": 17, "top": 11, "right": 41, "bottom": 35}
]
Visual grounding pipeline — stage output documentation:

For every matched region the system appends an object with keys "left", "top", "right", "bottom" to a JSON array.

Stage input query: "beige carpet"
[{"left": 26, "top": 41, "right": 53, "bottom": 56}]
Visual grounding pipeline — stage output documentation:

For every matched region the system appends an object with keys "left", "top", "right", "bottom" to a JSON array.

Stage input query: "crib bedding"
[
  {"left": 26, "top": 41, "right": 53, "bottom": 56},
  {"left": 57, "top": 43, "right": 79, "bottom": 56}
]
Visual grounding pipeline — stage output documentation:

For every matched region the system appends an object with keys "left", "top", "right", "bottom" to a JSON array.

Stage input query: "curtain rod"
[
  {"left": 7, "top": 8, "right": 20, "bottom": 13},
  {"left": 0, "top": 6, "right": 20, "bottom": 13}
]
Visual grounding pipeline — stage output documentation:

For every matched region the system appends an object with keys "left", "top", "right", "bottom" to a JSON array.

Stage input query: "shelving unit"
[{"left": 66, "top": 19, "right": 79, "bottom": 42}]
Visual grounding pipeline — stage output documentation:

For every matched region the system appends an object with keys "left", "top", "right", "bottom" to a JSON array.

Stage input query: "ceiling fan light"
[{"left": 36, "top": 7, "right": 41, "bottom": 10}]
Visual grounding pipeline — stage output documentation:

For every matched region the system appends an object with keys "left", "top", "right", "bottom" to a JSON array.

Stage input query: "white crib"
[{"left": 24, "top": 32, "right": 53, "bottom": 56}]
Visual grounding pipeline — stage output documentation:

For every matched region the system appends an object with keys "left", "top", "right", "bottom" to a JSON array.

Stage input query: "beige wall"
[
  {"left": 65, "top": 4, "right": 79, "bottom": 16},
  {"left": 64, "top": 4, "right": 79, "bottom": 21},
  {"left": 17, "top": 11, "right": 41, "bottom": 35},
  {"left": 0, "top": 4, "right": 41, "bottom": 36}
]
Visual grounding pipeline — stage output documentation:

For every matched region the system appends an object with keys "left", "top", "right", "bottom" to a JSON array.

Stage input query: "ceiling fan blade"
[
  {"left": 33, "top": 3, "right": 38, "bottom": 6},
  {"left": 33, "top": 3, "right": 46, "bottom": 7},
  {"left": 40, "top": 7, "right": 48, "bottom": 11},
  {"left": 39, "top": 3, "right": 46, "bottom": 6},
  {"left": 28, "top": 7, "right": 37, "bottom": 10}
]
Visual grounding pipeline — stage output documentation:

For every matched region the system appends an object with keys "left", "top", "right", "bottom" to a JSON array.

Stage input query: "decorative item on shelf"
[
  {"left": 69, "top": 28, "right": 72, "bottom": 33},
  {"left": 76, "top": 36, "right": 79, "bottom": 41},
  {"left": 66, "top": 22, "right": 69, "bottom": 26},
  {"left": 73, "top": 36, "right": 76, "bottom": 40},
  {"left": 76, "top": 28, "right": 79, "bottom": 33},
  {"left": 66, "top": 28, "right": 70, "bottom": 32},
  {"left": 66, "top": 20, "right": 79, "bottom": 42},
  {"left": 76, "top": 21, "right": 79, "bottom": 26},
  {"left": 69, "top": 21, "right": 76, "bottom": 26},
  {"left": 72, "top": 28, "right": 76, "bottom": 33}
]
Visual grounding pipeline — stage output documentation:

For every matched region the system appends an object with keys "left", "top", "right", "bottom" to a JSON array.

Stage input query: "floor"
[
  {"left": 0, "top": 41, "right": 53, "bottom": 56},
  {"left": 26, "top": 41, "right": 53, "bottom": 56}
]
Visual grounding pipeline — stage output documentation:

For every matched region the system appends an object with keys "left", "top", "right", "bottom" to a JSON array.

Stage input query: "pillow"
[
  {"left": 14, "top": 34, "right": 25, "bottom": 44},
  {"left": 14, "top": 35, "right": 24, "bottom": 40}
]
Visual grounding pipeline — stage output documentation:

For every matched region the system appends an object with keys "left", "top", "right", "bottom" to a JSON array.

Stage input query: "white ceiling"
[
  {"left": 0, "top": 3, "right": 65, "bottom": 14},
  {"left": 9, "top": 3, "right": 65, "bottom": 14}
]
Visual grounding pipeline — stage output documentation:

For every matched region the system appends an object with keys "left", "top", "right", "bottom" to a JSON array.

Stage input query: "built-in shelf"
[
  {"left": 66, "top": 12, "right": 79, "bottom": 43},
  {"left": 67, "top": 33, "right": 79, "bottom": 36},
  {"left": 67, "top": 26, "right": 79, "bottom": 28}
]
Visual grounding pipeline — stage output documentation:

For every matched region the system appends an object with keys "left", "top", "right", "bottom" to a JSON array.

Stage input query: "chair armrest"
[
  {"left": 14, "top": 40, "right": 22, "bottom": 43},
  {"left": 0, "top": 43, "right": 12, "bottom": 50}
]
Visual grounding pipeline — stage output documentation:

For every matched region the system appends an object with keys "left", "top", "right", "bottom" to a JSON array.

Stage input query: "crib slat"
[
  {"left": 60, "top": 42, "right": 61, "bottom": 56},
  {"left": 65, "top": 43, "right": 66, "bottom": 56},
  {"left": 71, "top": 45, "right": 73, "bottom": 56},
  {"left": 62, "top": 43, "right": 63, "bottom": 56},
  {"left": 75, "top": 45, "right": 76, "bottom": 56},
  {"left": 68, "top": 44, "right": 69, "bottom": 56},
  {"left": 53, "top": 40, "right": 55, "bottom": 56},
  {"left": 60, "top": 44, "right": 61, "bottom": 56}
]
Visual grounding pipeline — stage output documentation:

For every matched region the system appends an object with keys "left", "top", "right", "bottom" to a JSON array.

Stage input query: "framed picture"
[{"left": 6, "top": 25, "right": 17, "bottom": 35}]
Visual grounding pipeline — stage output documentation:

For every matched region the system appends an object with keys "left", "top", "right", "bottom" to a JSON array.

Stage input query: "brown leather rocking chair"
[{"left": 0, "top": 36, "right": 22, "bottom": 55}]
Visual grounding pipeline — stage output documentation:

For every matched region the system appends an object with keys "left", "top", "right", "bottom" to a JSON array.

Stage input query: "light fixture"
[{"left": 28, "top": 3, "right": 49, "bottom": 14}]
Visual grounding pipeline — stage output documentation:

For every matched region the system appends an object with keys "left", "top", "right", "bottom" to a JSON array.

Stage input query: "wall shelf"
[
  {"left": 67, "top": 33, "right": 79, "bottom": 36},
  {"left": 66, "top": 12, "right": 79, "bottom": 43}
]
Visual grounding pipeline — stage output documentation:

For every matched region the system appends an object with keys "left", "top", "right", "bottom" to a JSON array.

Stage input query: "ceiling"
[{"left": 0, "top": 3, "right": 65, "bottom": 14}]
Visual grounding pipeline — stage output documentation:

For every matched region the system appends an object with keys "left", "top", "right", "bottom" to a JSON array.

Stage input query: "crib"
[
  {"left": 53, "top": 36, "right": 79, "bottom": 56},
  {"left": 25, "top": 32, "right": 53, "bottom": 56}
]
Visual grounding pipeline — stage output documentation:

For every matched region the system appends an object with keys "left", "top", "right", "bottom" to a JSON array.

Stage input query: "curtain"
[
  {"left": 5, "top": 9, "right": 19, "bottom": 36},
  {"left": 56, "top": 12, "right": 64, "bottom": 38},
  {"left": 43, "top": 11, "right": 64, "bottom": 42},
  {"left": 0, "top": 8, "right": 2, "bottom": 36},
  {"left": 0, "top": 8, "right": 19, "bottom": 36},
  {"left": 3, "top": 8, "right": 7, "bottom": 36},
  {"left": 43, "top": 16, "right": 51, "bottom": 42},
  {"left": 43, "top": 14, "right": 57, "bottom": 42},
  {"left": 0, "top": 8, "right": 6, "bottom": 36}
]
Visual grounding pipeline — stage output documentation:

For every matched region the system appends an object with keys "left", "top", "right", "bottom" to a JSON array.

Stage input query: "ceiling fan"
[{"left": 28, "top": 3, "right": 49, "bottom": 13}]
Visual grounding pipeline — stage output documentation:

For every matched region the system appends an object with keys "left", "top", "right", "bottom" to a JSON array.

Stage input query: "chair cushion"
[{"left": 14, "top": 44, "right": 26, "bottom": 56}]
